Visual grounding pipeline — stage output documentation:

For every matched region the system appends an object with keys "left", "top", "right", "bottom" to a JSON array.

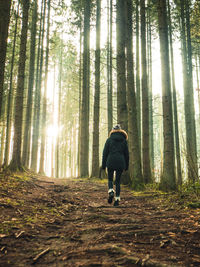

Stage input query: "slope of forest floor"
[{"left": 0, "top": 172, "right": 200, "bottom": 267}]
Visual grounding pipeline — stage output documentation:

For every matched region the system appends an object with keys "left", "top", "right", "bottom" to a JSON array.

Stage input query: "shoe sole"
[{"left": 108, "top": 192, "right": 114, "bottom": 204}]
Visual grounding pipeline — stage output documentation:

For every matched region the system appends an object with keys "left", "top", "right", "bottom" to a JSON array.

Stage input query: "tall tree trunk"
[
  {"left": 31, "top": 0, "right": 46, "bottom": 172},
  {"left": 140, "top": 0, "right": 152, "bottom": 183},
  {"left": 80, "top": 0, "right": 90, "bottom": 177},
  {"left": 22, "top": 0, "right": 38, "bottom": 167},
  {"left": 158, "top": 0, "right": 176, "bottom": 191},
  {"left": 4, "top": 4, "right": 19, "bottom": 166},
  {"left": 167, "top": 0, "right": 182, "bottom": 186},
  {"left": 136, "top": 0, "right": 141, "bottom": 153},
  {"left": 0, "top": 0, "right": 11, "bottom": 118},
  {"left": 51, "top": 63, "right": 56, "bottom": 178},
  {"left": 9, "top": 0, "right": 30, "bottom": 171},
  {"left": 116, "top": 0, "right": 127, "bottom": 130},
  {"left": 107, "top": 0, "right": 113, "bottom": 134},
  {"left": 56, "top": 40, "right": 63, "bottom": 178},
  {"left": 109, "top": 0, "right": 113, "bottom": 132},
  {"left": 39, "top": 0, "right": 51, "bottom": 174},
  {"left": 185, "top": 0, "right": 198, "bottom": 181},
  {"left": 180, "top": 0, "right": 198, "bottom": 182},
  {"left": 91, "top": 0, "right": 101, "bottom": 178},
  {"left": 125, "top": 0, "right": 143, "bottom": 189},
  {"left": 77, "top": 22, "right": 82, "bottom": 177},
  {"left": 147, "top": 0, "right": 154, "bottom": 177}
]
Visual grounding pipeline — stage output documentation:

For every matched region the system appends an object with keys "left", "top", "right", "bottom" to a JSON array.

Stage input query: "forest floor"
[{"left": 0, "top": 172, "right": 200, "bottom": 267}]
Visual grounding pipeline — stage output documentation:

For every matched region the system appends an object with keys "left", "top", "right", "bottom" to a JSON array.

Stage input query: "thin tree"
[
  {"left": 56, "top": 39, "right": 63, "bottom": 178},
  {"left": 31, "top": 0, "right": 46, "bottom": 172},
  {"left": 125, "top": 0, "right": 143, "bottom": 189},
  {"left": 0, "top": 0, "right": 11, "bottom": 118},
  {"left": 116, "top": 0, "right": 127, "bottom": 130},
  {"left": 167, "top": 0, "right": 182, "bottom": 186},
  {"left": 157, "top": 0, "right": 176, "bottom": 190},
  {"left": 140, "top": 0, "right": 152, "bottom": 183},
  {"left": 4, "top": 3, "right": 20, "bottom": 166},
  {"left": 9, "top": 0, "right": 30, "bottom": 171},
  {"left": 22, "top": 0, "right": 38, "bottom": 167},
  {"left": 91, "top": 0, "right": 101, "bottom": 178},
  {"left": 39, "top": 0, "right": 51, "bottom": 174},
  {"left": 136, "top": 0, "right": 141, "bottom": 152},
  {"left": 80, "top": 0, "right": 91, "bottom": 177},
  {"left": 185, "top": 0, "right": 198, "bottom": 181}
]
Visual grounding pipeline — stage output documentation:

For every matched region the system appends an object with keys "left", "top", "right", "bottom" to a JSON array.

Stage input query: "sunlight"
[{"left": 46, "top": 125, "right": 58, "bottom": 138}]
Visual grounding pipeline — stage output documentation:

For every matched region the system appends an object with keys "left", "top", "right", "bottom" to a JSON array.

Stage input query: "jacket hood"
[{"left": 109, "top": 129, "right": 128, "bottom": 140}]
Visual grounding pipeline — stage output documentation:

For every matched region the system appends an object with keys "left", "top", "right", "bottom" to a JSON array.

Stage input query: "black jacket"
[{"left": 102, "top": 130, "right": 129, "bottom": 171}]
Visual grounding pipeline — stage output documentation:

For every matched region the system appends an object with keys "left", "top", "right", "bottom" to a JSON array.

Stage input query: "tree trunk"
[
  {"left": 80, "top": 0, "right": 90, "bottom": 177},
  {"left": 9, "top": 0, "right": 30, "bottom": 171},
  {"left": 107, "top": 0, "right": 113, "bottom": 134},
  {"left": 39, "top": 0, "right": 51, "bottom": 174},
  {"left": 167, "top": 0, "right": 182, "bottom": 186},
  {"left": 136, "top": 0, "right": 141, "bottom": 153},
  {"left": 22, "top": 0, "right": 38, "bottom": 168},
  {"left": 147, "top": 0, "right": 154, "bottom": 178},
  {"left": 125, "top": 0, "right": 143, "bottom": 189},
  {"left": 140, "top": 0, "right": 152, "bottom": 183},
  {"left": 56, "top": 39, "right": 63, "bottom": 178},
  {"left": 185, "top": 0, "right": 198, "bottom": 182},
  {"left": 4, "top": 4, "right": 19, "bottom": 167},
  {"left": 91, "top": 0, "right": 101, "bottom": 178},
  {"left": 116, "top": 0, "right": 127, "bottom": 130},
  {"left": 0, "top": 0, "right": 11, "bottom": 118},
  {"left": 158, "top": 0, "right": 176, "bottom": 191},
  {"left": 77, "top": 21, "right": 82, "bottom": 177},
  {"left": 31, "top": 0, "right": 46, "bottom": 172}
]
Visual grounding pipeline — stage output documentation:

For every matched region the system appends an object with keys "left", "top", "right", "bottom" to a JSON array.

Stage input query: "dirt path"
[{"left": 0, "top": 175, "right": 200, "bottom": 266}]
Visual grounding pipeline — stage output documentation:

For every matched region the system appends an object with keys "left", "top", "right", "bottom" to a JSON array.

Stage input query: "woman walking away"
[{"left": 102, "top": 125, "right": 129, "bottom": 206}]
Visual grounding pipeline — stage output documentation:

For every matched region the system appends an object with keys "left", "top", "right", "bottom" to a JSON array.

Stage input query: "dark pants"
[{"left": 107, "top": 168, "right": 123, "bottom": 197}]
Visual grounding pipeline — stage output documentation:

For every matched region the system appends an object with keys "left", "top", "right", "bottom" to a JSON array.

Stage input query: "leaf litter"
[{"left": 0, "top": 173, "right": 200, "bottom": 266}]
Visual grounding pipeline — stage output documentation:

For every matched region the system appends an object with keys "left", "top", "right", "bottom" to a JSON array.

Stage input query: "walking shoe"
[
  {"left": 108, "top": 191, "right": 114, "bottom": 204},
  {"left": 114, "top": 199, "right": 119, "bottom": 206}
]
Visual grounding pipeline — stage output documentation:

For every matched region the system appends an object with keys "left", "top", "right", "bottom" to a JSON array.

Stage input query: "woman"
[{"left": 102, "top": 124, "right": 129, "bottom": 206}]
